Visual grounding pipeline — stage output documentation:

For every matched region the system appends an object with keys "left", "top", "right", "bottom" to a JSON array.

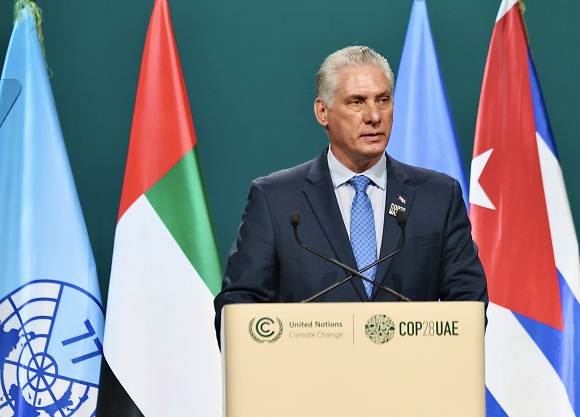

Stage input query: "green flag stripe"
[{"left": 145, "top": 148, "right": 222, "bottom": 296}]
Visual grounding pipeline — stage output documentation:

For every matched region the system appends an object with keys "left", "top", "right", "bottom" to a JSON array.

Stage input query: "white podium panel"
[{"left": 221, "top": 301, "right": 485, "bottom": 417}]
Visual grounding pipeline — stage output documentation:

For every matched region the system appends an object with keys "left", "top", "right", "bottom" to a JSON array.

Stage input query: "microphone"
[{"left": 290, "top": 211, "right": 411, "bottom": 303}]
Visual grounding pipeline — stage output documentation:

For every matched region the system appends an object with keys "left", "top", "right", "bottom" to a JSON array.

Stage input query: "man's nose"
[{"left": 363, "top": 103, "right": 381, "bottom": 124}]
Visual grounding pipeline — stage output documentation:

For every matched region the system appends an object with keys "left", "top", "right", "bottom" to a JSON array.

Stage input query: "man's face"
[{"left": 314, "top": 64, "right": 393, "bottom": 173}]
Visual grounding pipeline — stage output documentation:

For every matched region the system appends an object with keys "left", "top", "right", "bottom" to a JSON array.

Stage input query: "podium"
[{"left": 221, "top": 301, "right": 485, "bottom": 417}]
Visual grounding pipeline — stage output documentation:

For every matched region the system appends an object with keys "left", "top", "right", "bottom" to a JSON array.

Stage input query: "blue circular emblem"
[{"left": 0, "top": 280, "right": 104, "bottom": 416}]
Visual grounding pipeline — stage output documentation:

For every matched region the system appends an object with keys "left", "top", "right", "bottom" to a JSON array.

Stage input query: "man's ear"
[{"left": 314, "top": 98, "right": 329, "bottom": 129}]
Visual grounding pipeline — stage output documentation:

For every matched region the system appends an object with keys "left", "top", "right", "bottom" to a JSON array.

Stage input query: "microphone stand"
[{"left": 290, "top": 212, "right": 411, "bottom": 303}]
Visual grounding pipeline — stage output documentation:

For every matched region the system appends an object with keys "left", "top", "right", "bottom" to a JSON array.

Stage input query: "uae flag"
[
  {"left": 470, "top": 0, "right": 580, "bottom": 415},
  {"left": 96, "top": 0, "right": 223, "bottom": 415}
]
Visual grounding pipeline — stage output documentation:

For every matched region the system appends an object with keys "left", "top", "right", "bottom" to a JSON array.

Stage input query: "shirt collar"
[{"left": 327, "top": 146, "right": 387, "bottom": 190}]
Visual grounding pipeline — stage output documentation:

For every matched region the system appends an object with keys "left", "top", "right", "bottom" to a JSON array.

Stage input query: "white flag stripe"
[
  {"left": 496, "top": 0, "right": 518, "bottom": 22},
  {"left": 104, "top": 195, "right": 222, "bottom": 416},
  {"left": 536, "top": 134, "right": 580, "bottom": 303},
  {"left": 485, "top": 303, "right": 575, "bottom": 417}
]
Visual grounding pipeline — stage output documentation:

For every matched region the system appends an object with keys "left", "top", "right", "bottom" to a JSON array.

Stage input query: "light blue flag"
[
  {"left": 389, "top": 0, "right": 468, "bottom": 205},
  {"left": 0, "top": 3, "right": 104, "bottom": 416}
]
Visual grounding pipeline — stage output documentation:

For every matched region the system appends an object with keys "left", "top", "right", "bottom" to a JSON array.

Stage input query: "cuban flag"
[{"left": 470, "top": 1, "right": 580, "bottom": 416}]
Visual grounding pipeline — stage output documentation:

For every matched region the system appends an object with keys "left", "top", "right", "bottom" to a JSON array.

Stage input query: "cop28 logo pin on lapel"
[{"left": 248, "top": 317, "right": 283, "bottom": 343}]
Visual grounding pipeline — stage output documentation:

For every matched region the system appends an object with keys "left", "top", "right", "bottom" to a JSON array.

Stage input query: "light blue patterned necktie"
[{"left": 349, "top": 175, "right": 377, "bottom": 299}]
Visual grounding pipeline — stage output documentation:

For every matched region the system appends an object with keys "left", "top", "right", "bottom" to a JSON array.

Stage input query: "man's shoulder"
[
  {"left": 388, "top": 154, "right": 459, "bottom": 188},
  {"left": 252, "top": 150, "right": 327, "bottom": 189},
  {"left": 254, "top": 159, "right": 314, "bottom": 185}
]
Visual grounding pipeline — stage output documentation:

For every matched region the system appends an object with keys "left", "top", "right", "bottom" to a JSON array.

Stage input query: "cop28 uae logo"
[
  {"left": 365, "top": 314, "right": 396, "bottom": 345},
  {"left": 248, "top": 317, "right": 283, "bottom": 343}
]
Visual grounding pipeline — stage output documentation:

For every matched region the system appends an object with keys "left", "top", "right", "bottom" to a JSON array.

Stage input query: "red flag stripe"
[{"left": 118, "top": 0, "right": 196, "bottom": 220}]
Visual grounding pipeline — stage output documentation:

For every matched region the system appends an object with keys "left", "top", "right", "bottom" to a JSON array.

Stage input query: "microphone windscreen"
[
  {"left": 396, "top": 209, "right": 407, "bottom": 226},
  {"left": 289, "top": 211, "right": 300, "bottom": 227}
]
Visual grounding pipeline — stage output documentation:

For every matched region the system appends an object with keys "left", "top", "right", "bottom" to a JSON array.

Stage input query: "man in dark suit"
[{"left": 214, "top": 46, "right": 487, "bottom": 337}]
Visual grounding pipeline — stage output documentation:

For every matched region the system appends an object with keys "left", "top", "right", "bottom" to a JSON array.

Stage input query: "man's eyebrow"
[
  {"left": 344, "top": 90, "right": 392, "bottom": 101},
  {"left": 344, "top": 94, "right": 365, "bottom": 101}
]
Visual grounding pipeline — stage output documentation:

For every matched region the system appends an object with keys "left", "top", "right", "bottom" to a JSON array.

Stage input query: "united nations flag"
[{"left": 0, "top": 2, "right": 104, "bottom": 415}]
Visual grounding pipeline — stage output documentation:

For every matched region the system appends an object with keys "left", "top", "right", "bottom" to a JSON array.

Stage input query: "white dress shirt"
[{"left": 327, "top": 147, "right": 387, "bottom": 254}]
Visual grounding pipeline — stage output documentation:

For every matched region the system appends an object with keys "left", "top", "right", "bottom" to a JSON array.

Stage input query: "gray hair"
[{"left": 315, "top": 46, "right": 394, "bottom": 108}]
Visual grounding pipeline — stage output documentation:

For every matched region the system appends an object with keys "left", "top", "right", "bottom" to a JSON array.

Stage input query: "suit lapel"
[
  {"left": 304, "top": 149, "right": 367, "bottom": 301},
  {"left": 373, "top": 155, "right": 415, "bottom": 298}
]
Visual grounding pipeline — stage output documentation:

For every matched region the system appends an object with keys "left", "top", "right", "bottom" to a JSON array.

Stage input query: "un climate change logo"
[
  {"left": 248, "top": 317, "right": 283, "bottom": 343},
  {"left": 365, "top": 314, "right": 396, "bottom": 345},
  {"left": 0, "top": 280, "right": 104, "bottom": 417}
]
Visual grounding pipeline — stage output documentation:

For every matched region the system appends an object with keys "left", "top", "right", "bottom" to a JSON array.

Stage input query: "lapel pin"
[{"left": 389, "top": 203, "right": 406, "bottom": 217}]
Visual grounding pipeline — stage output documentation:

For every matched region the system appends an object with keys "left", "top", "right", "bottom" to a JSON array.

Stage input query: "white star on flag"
[{"left": 470, "top": 148, "right": 496, "bottom": 210}]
